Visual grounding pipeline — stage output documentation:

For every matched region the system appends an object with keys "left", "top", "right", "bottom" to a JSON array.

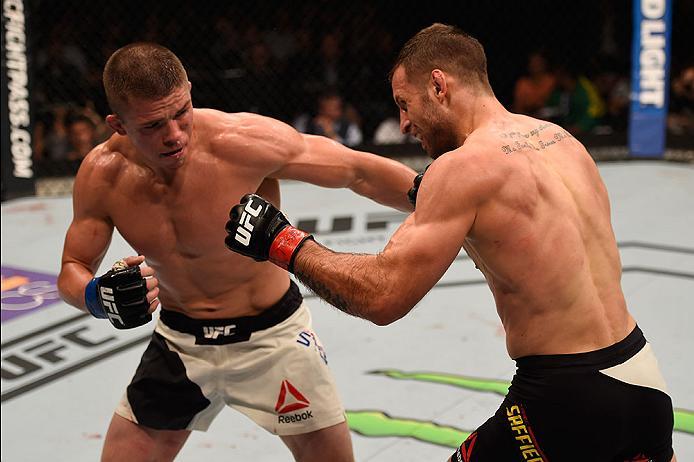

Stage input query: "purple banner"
[{"left": 1, "top": 266, "right": 61, "bottom": 323}]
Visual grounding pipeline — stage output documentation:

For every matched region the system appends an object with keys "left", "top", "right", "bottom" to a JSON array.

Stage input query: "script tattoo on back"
[{"left": 500, "top": 123, "right": 573, "bottom": 155}]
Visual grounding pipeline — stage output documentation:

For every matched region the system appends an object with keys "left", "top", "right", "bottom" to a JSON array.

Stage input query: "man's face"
[
  {"left": 68, "top": 121, "right": 94, "bottom": 147},
  {"left": 391, "top": 66, "right": 457, "bottom": 159},
  {"left": 319, "top": 95, "right": 343, "bottom": 120},
  {"left": 111, "top": 84, "right": 193, "bottom": 168}
]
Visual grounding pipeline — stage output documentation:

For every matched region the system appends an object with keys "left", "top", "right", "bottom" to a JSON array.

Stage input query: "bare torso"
[
  {"left": 93, "top": 110, "right": 291, "bottom": 318},
  {"left": 460, "top": 114, "right": 634, "bottom": 358}
]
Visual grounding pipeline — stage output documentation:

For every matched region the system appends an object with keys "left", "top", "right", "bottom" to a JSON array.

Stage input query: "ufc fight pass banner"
[{"left": 2, "top": 0, "right": 34, "bottom": 199}]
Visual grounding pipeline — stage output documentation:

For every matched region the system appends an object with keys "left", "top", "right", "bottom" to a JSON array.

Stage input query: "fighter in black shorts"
[{"left": 223, "top": 23, "right": 678, "bottom": 462}]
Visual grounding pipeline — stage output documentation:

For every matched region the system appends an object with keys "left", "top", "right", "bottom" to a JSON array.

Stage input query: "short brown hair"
[
  {"left": 103, "top": 42, "right": 188, "bottom": 113},
  {"left": 389, "top": 23, "right": 491, "bottom": 91}
]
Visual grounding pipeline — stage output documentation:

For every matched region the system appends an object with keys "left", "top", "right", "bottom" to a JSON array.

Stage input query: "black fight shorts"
[{"left": 452, "top": 325, "right": 674, "bottom": 462}]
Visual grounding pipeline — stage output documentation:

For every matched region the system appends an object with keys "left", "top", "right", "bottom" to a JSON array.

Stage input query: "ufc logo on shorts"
[
  {"left": 234, "top": 199, "right": 263, "bottom": 246},
  {"left": 98, "top": 286, "right": 124, "bottom": 326},
  {"left": 203, "top": 325, "right": 237, "bottom": 339}
]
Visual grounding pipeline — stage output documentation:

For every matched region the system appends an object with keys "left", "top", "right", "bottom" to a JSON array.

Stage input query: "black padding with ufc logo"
[{"left": 98, "top": 266, "right": 151, "bottom": 329}]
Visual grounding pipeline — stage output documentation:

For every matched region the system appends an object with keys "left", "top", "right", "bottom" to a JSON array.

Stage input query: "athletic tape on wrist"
[
  {"left": 84, "top": 278, "right": 108, "bottom": 319},
  {"left": 268, "top": 226, "right": 313, "bottom": 272}
]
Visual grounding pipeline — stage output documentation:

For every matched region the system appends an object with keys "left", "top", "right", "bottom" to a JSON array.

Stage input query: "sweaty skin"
[
  {"left": 58, "top": 86, "right": 415, "bottom": 320},
  {"left": 293, "top": 66, "right": 634, "bottom": 359}
]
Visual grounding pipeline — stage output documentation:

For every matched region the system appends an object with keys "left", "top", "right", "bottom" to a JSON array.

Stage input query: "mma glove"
[
  {"left": 224, "top": 194, "right": 314, "bottom": 273},
  {"left": 84, "top": 266, "right": 152, "bottom": 329},
  {"left": 407, "top": 165, "right": 430, "bottom": 207}
]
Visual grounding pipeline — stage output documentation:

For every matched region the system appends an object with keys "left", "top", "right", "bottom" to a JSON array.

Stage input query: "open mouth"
[{"left": 160, "top": 146, "right": 183, "bottom": 157}]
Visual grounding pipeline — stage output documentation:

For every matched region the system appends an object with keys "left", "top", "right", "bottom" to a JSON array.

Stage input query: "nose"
[
  {"left": 399, "top": 111, "right": 411, "bottom": 135},
  {"left": 163, "top": 120, "right": 183, "bottom": 147}
]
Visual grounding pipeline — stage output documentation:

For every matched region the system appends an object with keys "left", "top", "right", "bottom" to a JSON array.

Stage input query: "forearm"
[
  {"left": 293, "top": 240, "right": 406, "bottom": 325},
  {"left": 353, "top": 156, "right": 416, "bottom": 212},
  {"left": 57, "top": 261, "right": 94, "bottom": 311},
  {"left": 224, "top": 194, "right": 430, "bottom": 324},
  {"left": 293, "top": 135, "right": 416, "bottom": 212}
]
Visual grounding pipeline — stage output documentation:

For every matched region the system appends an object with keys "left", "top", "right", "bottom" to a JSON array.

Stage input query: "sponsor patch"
[{"left": 275, "top": 379, "right": 312, "bottom": 423}]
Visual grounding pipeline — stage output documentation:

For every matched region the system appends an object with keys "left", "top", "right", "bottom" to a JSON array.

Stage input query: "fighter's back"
[{"left": 460, "top": 113, "right": 633, "bottom": 358}]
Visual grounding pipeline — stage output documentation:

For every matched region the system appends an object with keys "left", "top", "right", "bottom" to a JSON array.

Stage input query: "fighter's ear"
[
  {"left": 106, "top": 114, "right": 126, "bottom": 136},
  {"left": 431, "top": 69, "right": 448, "bottom": 102}
]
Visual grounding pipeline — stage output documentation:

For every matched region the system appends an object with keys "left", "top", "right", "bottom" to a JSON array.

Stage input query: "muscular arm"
[
  {"left": 292, "top": 155, "right": 478, "bottom": 324},
  {"left": 276, "top": 134, "right": 417, "bottom": 212},
  {"left": 221, "top": 114, "right": 417, "bottom": 212},
  {"left": 57, "top": 151, "right": 115, "bottom": 310}
]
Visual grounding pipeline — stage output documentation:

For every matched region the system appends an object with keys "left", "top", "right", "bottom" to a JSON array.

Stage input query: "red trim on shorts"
[{"left": 458, "top": 431, "right": 478, "bottom": 461}]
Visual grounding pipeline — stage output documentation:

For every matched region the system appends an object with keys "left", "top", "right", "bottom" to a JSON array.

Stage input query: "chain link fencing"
[{"left": 20, "top": 0, "right": 694, "bottom": 196}]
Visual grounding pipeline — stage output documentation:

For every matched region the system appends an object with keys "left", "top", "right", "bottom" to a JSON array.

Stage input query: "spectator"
[
  {"left": 373, "top": 115, "right": 418, "bottom": 145},
  {"left": 285, "top": 27, "right": 318, "bottom": 119},
  {"left": 592, "top": 59, "right": 630, "bottom": 133},
  {"left": 297, "top": 33, "right": 350, "bottom": 104},
  {"left": 239, "top": 42, "right": 285, "bottom": 119},
  {"left": 296, "top": 90, "right": 363, "bottom": 147},
  {"left": 668, "top": 64, "right": 694, "bottom": 135},
  {"left": 65, "top": 111, "right": 107, "bottom": 162},
  {"left": 512, "top": 51, "right": 556, "bottom": 116},
  {"left": 33, "top": 105, "right": 70, "bottom": 162},
  {"left": 35, "top": 103, "right": 110, "bottom": 162},
  {"left": 348, "top": 25, "right": 399, "bottom": 142},
  {"left": 264, "top": 10, "right": 298, "bottom": 64},
  {"left": 34, "top": 28, "right": 90, "bottom": 108},
  {"left": 541, "top": 63, "right": 606, "bottom": 135},
  {"left": 209, "top": 16, "right": 245, "bottom": 71}
]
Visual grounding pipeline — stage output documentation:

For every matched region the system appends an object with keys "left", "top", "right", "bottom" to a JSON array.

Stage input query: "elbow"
[
  {"left": 56, "top": 277, "right": 73, "bottom": 306},
  {"left": 370, "top": 312, "right": 394, "bottom": 326},
  {"left": 364, "top": 261, "right": 415, "bottom": 326},
  {"left": 56, "top": 273, "right": 68, "bottom": 301},
  {"left": 368, "top": 297, "right": 412, "bottom": 326},
  {"left": 56, "top": 270, "right": 84, "bottom": 308},
  {"left": 371, "top": 315, "right": 398, "bottom": 327}
]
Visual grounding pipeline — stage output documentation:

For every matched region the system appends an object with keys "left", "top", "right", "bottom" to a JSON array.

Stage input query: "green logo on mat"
[{"left": 345, "top": 369, "right": 694, "bottom": 448}]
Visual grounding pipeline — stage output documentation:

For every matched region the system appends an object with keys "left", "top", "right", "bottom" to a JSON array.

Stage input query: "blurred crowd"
[{"left": 29, "top": 1, "right": 693, "bottom": 175}]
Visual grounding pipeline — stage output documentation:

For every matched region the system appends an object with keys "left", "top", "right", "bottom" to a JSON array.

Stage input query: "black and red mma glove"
[{"left": 224, "top": 194, "right": 314, "bottom": 272}]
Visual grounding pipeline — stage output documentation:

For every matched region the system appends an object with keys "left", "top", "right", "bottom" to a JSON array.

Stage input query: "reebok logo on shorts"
[
  {"left": 275, "top": 380, "right": 314, "bottom": 423},
  {"left": 454, "top": 432, "right": 477, "bottom": 461},
  {"left": 275, "top": 379, "right": 310, "bottom": 413}
]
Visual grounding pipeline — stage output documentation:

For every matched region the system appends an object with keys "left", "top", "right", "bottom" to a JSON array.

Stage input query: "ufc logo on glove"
[
  {"left": 98, "top": 286, "right": 125, "bottom": 326},
  {"left": 234, "top": 198, "right": 263, "bottom": 246},
  {"left": 225, "top": 194, "right": 314, "bottom": 272}
]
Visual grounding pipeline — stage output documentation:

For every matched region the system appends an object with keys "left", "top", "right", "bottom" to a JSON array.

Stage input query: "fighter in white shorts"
[
  {"left": 57, "top": 42, "right": 416, "bottom": 461},
  {"left": 116, "top": 281, "right": 345, "bottom": 436}
]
